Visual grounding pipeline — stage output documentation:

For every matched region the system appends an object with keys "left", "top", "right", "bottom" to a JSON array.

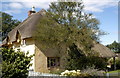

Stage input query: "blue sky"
[{"left": 1, "top": 0, "right": 119, "bottom": 45}]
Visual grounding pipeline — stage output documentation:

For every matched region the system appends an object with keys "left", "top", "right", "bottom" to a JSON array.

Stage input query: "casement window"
[{"left": 47, "top": 57, "right": 60, "bottom": 67}]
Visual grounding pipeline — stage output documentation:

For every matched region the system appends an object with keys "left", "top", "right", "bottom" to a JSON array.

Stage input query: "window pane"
[{"left": 47, "top": 57, "right": 60, "bottom": 67}]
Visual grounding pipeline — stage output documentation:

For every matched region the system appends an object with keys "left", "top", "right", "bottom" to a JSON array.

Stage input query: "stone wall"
[{"left": 35, "top": 46, "right": 49, "bottom": 73}]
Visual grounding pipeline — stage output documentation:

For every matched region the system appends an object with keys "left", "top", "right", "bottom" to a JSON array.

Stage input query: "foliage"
[
  {"left": 33, "top": 1, "right": 107, "bottom": 70},
  {"left": 50, "top": 68, "right": 64, "bottom": 75},
  {"left": 33, "top": 16, "right": 68, "bottom": 50},
  {"left": 48, "top": 1, "right": 106, "bottom": 41},
  {"left": 108, "top": 57, "right": 120, "bottom": 70},
  {"left": 34, "top": 15, "right": 93, "bottom": 55},
  {"left": 1, "top": 48, "right": 34, "bottom": 78},
  {"left": 66, "top": 56, "right": 107, "bottom": 70},
  {"left": 0, "top": 12, "right": 21, "bottom": 40},
  {"left": 34, "top": 1, "right": 104, "bottom": 55},
  {"left": 116, "top": 59, "right": 120, "bottom": 69},
  {"left": 106, "top": 41, "right": 120, "bottom": 53},
  {"left": 107, "top": 70, "right": 120, "bottom": 73},
  {"left": 66, "top": 44, "right": 107, "bottom": 70},
  {"left": 107, "top": 70, "right": 120, "bottom": 77},
  {"left": 60, "top": 70, "right": 91, "bottom": 77},
  {"left": 81, "top": 67, "right": 106, "bottom": 76}
]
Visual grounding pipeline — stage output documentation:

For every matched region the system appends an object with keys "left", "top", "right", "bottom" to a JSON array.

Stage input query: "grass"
[
  {"left": 106, "top": 70, "right": 120, "bottom": 76},
  {"left": 108, "top": 70, "right": 120, "bottom": 73}
]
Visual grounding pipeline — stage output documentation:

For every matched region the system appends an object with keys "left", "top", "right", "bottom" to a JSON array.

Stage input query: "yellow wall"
[{"left": 35, "top": 46, "right": 49, "bottom": 73}]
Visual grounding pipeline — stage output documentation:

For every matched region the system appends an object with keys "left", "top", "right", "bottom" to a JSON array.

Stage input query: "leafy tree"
[
  {"left": 47, "top": 1, "right": 105, "bottom": 41},
  {"left": 1, "top": 48, "right": 33, "bottom": 78},
  {"left": 35, "top": 1, "right": 102, "bottom": 55},
  {"left": 34, "top": 1, "right": 107, "bottom": 70},
  {"left": 47, "top": 1, "right": 107, "bottom": 70},
  {"left": 1, "top": 12, "right": 21, "bottom": 40},
  {"left": 106, "top": 41, "right": 120, "bottom": 53}
]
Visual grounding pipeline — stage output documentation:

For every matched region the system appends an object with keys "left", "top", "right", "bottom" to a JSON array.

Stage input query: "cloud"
[
  {"left": 2, "top": 3, "right": 23, "bottom": 14},
  {"left": 8, "top": 2, "right": 23, "bottom": 9},
  {"left": 83, "top": 0, "right": 118, "bottom": 12},
  {"left": 3, "top": 0, "right": 56, "bottom": 2},
  {"left": 2, "top": 2, "right": 50, "bottom": 14},
  {"left": 22, "top": 2, "right": 50, "bottom": 9},
  {"left": 4, "top": 9, "right": 21, "bottom": 14},
  {"left": 2, "top": 0, "right": 119, "bottom": 14}
]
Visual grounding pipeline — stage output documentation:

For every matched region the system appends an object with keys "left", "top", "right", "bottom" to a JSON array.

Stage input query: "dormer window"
[
  {"left": 16, "top": 31, "right": 21, "bottom": 43},
  {"left": 7, "top": 42, "right": 9, "bottom": 45},
  {"left": 7, "top": 42, "right": 12, "bottom": 45},
  {"left": 17, "top": 39, "right": 20, "bottom": 43}
]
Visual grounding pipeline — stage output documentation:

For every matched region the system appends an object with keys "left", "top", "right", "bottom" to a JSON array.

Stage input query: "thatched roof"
[
  {"left": 92, "top": 42, "right": 115, "bottom": 57},
  {"left": 2, "top": 9, "right": 46, "bottom": 45},
  {"left": 2, "top": 9, "right": 115, "bottom": 58},
  {"left": 2, "top": 38, "right": 7, "bottom": 45}
]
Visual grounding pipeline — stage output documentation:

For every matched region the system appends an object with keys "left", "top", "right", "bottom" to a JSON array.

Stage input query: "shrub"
[
  {"left": 108, "top": 57, "right": 120, "bottom": 70},
  {"left": 81, "top": 67, "right": 106, "bottom": 76},
  {"left": 66, "top": 44, "right": 107, "bottom": 70},
  {"left": 60, "top": 70, "right": 91, "bottom": 77},
  {"left": 2, "top": 48, "right": 34, "bottom": 78},
  {"left": 66, "top": 54, "right": 107, "bottom": 70},
  {"left": 49, "top": 68, "right": 64, "bottom": 75}
]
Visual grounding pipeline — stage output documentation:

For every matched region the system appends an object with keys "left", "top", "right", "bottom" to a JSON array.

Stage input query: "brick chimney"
[{"left": 28, "top": 6, "right": 36, "bottom": 16}]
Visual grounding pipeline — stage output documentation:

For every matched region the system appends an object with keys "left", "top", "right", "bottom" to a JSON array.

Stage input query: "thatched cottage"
[{"left": 2, "top": 8, "right": 115, "bottom": 73}]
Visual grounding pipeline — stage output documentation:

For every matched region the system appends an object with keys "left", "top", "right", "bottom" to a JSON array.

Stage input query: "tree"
[
  {"left": 106, "top": 41, "right": 120, "bottom": 53},
  {"left": 35, "top": 1, "right": 102, "bottom": 55},
  {"left": 47, "top": 1, "right": 105, "bottom": 41},
  {"left": 34, "top": 1, "right": 107, "bottom": 70},
  {"left": 47, "top": 1, "right": 107, "bottom": 70},
  {"left": 1, "top": 48, "right": 33, "bottom": 78},
  {"left": 1, "top": 12, "right": 21, "bottom": 40}
]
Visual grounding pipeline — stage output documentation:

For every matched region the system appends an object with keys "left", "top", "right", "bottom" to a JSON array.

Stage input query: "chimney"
[{"left": 28, "top": 6, "right": 36, "bottom": 16}]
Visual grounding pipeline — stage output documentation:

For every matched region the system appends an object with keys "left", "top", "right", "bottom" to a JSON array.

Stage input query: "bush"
[
  {"left": 60, "top": 70, "right": 91, "bottom": 77},
  {"left": 116, "top": 59, "right": 120, "bottom": 69},
  {"left": 2, "top": 48, "right": 34, "bottom": 78},
  {"left": 66, "top": 44, "right": 107, "bottom": 70},
  {"left": 81, "top": 67, "right": 106, "bottom": 76},
  {"left": 108, "top": 57, "right": 120, "bottom": 70},
  {"left": 49, "top": 68, "right": 64, "bottom": 75}
]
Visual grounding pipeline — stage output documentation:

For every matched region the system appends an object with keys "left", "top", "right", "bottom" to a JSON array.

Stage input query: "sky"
[{"left": 1, "top": 0, "right": 119, "bottom": 45}]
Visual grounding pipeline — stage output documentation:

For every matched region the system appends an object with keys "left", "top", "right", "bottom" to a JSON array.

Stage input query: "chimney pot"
[{"left": 28, "top": 6, "right": 36, "bottom": 16}]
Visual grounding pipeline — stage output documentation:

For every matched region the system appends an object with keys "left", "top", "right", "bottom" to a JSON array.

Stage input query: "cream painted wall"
[
  {"left": 20, "top": 44, "right": 35, "bottom": 70},
  {"left": 12, "top": 39, "right": 35, "bottom": 71}
]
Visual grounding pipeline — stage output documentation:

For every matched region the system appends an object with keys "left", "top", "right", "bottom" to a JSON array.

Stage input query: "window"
[
  {"left": 16, "top": 31, "right": 21, "bottom": 43},
  {"left": 47, "top": 57, "right": 60, "bottom": 67}
]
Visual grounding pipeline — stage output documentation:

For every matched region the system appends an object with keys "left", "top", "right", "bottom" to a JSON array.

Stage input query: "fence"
[
  {"left": 28, "top": 70, "right": 120, "bottom": 78},
  {"left": 28, "top": 70, "right": 59, "bottom": 76}
]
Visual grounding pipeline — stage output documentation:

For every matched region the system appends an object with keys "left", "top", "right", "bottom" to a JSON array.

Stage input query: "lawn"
[{"left": 107, "top": 70, "right": 120, "bottom": 76}]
